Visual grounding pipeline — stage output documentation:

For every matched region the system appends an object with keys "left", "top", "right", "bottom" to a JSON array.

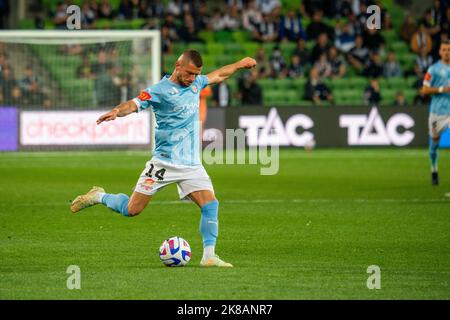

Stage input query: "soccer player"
[
  {"left": 421, "top": 40, "right": 450, "bottom": 186},
  {"left": 71, "top": 50, "right": 256, "bottom": 267}
]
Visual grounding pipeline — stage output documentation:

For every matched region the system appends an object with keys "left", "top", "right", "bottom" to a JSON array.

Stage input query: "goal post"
[{"left": 0, "top": 30, "right": 160, "bottom": 151}]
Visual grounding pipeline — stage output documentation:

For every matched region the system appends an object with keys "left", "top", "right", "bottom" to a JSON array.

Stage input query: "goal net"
[{"left": 0, "top": 30, "right": 160, "bottom": 151}]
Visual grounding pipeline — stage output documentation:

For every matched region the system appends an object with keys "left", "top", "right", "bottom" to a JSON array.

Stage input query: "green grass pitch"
[{"left": 0, "top": 149, "right": 449, "bottom": 299}]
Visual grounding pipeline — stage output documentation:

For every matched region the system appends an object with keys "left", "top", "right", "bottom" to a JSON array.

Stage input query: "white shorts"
[
  {"left": 429, "top": 114, "right": 450, "bottom": 138},
  {"left": 134, "top": 158, "right": 214, "bottom": 201}
]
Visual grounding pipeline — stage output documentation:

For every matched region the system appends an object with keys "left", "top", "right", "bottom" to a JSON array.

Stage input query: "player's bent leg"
[
  {"left": 188, "top": 190, "right": 233, "bottom": 268},
  {"left": 430, "top": 135, "right": 440, "bottom": 186},
  {"left": 127, "top": 191, "right": 152, "bottom": 217}
]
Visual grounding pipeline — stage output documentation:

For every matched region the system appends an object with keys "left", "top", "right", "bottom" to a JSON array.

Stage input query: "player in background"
[
  {"left": 421, "top": 40, "right": 450, "bottom": 186},
  {"left": 71, "top": 50, "right": 257, "bottom": 267}
]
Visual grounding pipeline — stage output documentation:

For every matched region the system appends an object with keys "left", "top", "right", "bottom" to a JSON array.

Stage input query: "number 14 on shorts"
[{"left": 145, "top": 163, "right": 166, "bottom": 181}]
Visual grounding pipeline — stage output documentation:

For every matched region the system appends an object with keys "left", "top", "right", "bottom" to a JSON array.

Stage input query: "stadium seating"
[{"left": 20, "top": 0, "right": 424, "bottom": 108}]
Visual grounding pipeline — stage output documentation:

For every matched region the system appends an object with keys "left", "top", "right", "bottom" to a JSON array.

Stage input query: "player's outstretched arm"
[
  {"left": 96, "top": 100, "right": 138, "bottom": 125},
  {"left": 207, "top": 57, "right": 257, "bottom": 85},
  {"left": 421, "top": 85, "right": 450, "bottom": 96}
]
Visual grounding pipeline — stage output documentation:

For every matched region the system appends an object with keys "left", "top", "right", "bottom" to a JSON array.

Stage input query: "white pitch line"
[{"left": 0, "top": 198, "right": 448, "bottom": 208}]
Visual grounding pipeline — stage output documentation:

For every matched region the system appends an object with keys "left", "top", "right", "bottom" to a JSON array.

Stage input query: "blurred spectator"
[
  {"left": 337, "top": 0, "right": 354, "bottom": 18},
  {"left": 441, "top": 7, "right": 450, "bottom": 37},
  {"left": 212, "top": 81, "right": 231, "bottom": 107},
  {"left": 304, "top": 68, "right": 333, "bottom": 104},
  {"left": 268, "top": 46, "right": 287, "bottom": 78},
  {"left": 394, "top": 91, "right": 408, "bottom": 107},
  {"left": 306, "top": 9, "right": 334, "bottom": 41},
  {"left": 19, "top": 65, "right": 49, "bottom": 107},
  {"left": 77, "top": 54, "right": 95, "bottom": 79},
  {"left": 161, "top": 26, "right": 173, "bottom": 54},
  {"left": 210, "top": 9, "right": 225, "bottom": 31},
  {"left": 0, "top": 53, "right": 8, "bottom": 78},
  {"left": 0, "top": 0, "right": 9, "bottom": 29},
  {"left": 364, "top": 78, "right": 382, "bottom": 106},
  {"left": 242, "top": 0, "right": 263, "bottom": 33},
  {"left": 422, "top": 8, "right": 441, "bottom": 40},
  {"left": 58, "top": 42, "right": 83, "bottom": 56},
  {"left": 52, "top": 1, "right": 69, "bottom": 29},
  {"left": 95, "top": 65, "right": 121, "bottom": 107},
  {"left": 410, "top": 23, "right": 433, "bottom": 54},
  {"left": 299, "top": 0, "right": 314, "bottom": 18},
  {"left": 141, "top": 17, "right": 158, "bottom": 30},
  {"left": 81, "top": 2, "right": 97, "bottom": 29},
  {"left": 363, "top": 52, "right": 383, "bottom": 78},
  {"left": 178, "top": 13, "right": 200, "bottom": 43},
  {"left": 311, "top": 32, "right": 331, "bottom": 63},
  {"left": 287, "top": 55, "right": 304, "bottom": 78},
  {"left": 118, "top": 0, "right": 139, "bottom": 20},
  {"left": 430, "top": 0, "right": 444, "bottom": 26},
  {"left": 335, "top": 21, "right": 356, "bottom": 53},
  {"left": 347, "top": 35, "right": 369, "bottom": 70},
  {"left": 356, "top": 2, "right": 369, "bottom": 32},
  {"left": 279, "top": 9, "right": 306, "bottom": 42},
  {"left": 138, "top": 0, "right": 153, "bottom": 19},
  {"left": 162, "top": 14, "right": 180, "bottom": 42},
  {"left": 0, "top": 66, "right": 20, "bottom": 106},
  {"left": 313, "top": 53, "right": 332, "bottom": 78},
  {"left": 91, "top": 50, "right": 111, "bottom": 76},
  {"left": 192, "top": 2, "right": 209, "bottom": 31},
  {"left": 167, "top": 0, "right": 184, "bottom": 17},
  {"left": 414, "top": 47, "right": 434, "bottom": 76},
  {"left": 28, "top": 0, "right": 46, "bottom": 29},
  {"left": 328, "top": 46, "right": 346, "bottom": 78},
  {"left": 222, "top": 5, "right": 241, "bottom": 31},
  {"left": 254, "top": 47, "right": 271, "bottom": 78},
  {"left": 238, "top": 70, "right": 263, "bottom": 106},
  {"left": 227, "top": 0, "right": 244, "bottom": 11},
  {"left": 253, "top": 14, "right": 279, "bottom": 42},
  {"left": 292, "top": 39, "right": 310, "bottom": 65},
  {"left": 400, "top": 12, "right": 418, "bottom": 42},
  {"left": 383, "top": 52, "right": 402, "bottom": 78},
  {"left": 258, "top": 0, "right": 281, "bottom": 15},
  {"left": 362, "top": 28, "right": 385, "bottom": 53},
  {"left": 98, "top": 0, "right": 113, "bottom": 19}
]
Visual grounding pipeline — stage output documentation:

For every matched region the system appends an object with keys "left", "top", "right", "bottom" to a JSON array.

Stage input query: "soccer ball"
[{"left": 159, "top": 236, "right": 191, "bottom": 267}]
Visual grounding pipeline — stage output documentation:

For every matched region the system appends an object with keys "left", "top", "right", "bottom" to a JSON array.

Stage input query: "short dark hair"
[
  {"left": 442, "top": 39, "right": 450, "bottom": 46},
  {"left": 183, "top": 50, "right": 203, "bottom": 67}
]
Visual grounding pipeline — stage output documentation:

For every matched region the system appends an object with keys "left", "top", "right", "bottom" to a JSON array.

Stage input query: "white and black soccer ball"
[{"left": 159, "top": 236, "right": 191, "bottom": 267}]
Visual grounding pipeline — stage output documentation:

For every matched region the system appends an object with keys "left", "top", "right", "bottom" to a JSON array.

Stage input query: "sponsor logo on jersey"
[
  {"left": 138, "top": 91, "right": 151, "bottom": 101},
  {"left": 169, "top": 87, "right": 179, "bottom": 95},
  {"left": 141, "top": 178, "right": 155, "bottom": 191}
]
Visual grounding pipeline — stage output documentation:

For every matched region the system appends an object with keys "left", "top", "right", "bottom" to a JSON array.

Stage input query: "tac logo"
[
  {"left": 339, "top": 107, "right": 415, "bottom": 146},
  {"left": 239, "top": 108, "right": 314, "bottom": 147}
]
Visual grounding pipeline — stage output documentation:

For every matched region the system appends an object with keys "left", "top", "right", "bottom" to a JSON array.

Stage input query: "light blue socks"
[
  {"left": 200, "top": 200, "right": 219, "bottom": 247},
  {"left": 101, "top": 193, "right": 129, "bottom": 217},
  {"left": 430, "top": 138, "right": 439, "bottom": 172}
]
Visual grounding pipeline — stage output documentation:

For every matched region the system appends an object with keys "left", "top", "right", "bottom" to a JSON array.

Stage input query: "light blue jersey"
[
  {"left": 133, "top": 74, "right": 209, "bottom": 166},
  {"left": 423, "top": 61, "right": 450, "bottom": 116}
]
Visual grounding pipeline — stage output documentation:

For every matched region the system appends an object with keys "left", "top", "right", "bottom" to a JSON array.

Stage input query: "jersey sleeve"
[
  {"left": 196, "top": 75, "right": 209, "bottom": 90},
  {"left": 132, "top": 86, "right": 162, "bottom": 112},
  {"left": 423, "top": 66, "right": 434, "bottom": 87}
]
